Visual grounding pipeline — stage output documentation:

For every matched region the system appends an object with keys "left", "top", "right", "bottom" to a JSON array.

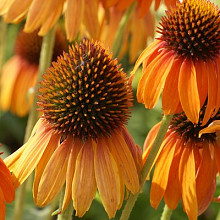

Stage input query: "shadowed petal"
[
  {"left": 179, "top": 145, "right": 198, "bottom": 220},
  {"left": 150, "top": 134, "right": 176, "bottom": 209},
  {"left": 72, "top": 139, "right": 96, "bottom": 217},
  {"left": 94, "top": 138, "right": 121, "bottom": 218},
  {"left": 35, "top": 136, "right": 71, "bottom": 206}
]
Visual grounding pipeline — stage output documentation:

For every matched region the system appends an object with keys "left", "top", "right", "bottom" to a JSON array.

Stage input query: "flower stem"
[
  {"left": 161, "top": 205, "right": 172, "bottom": 220},
  {"left": 13, "top": 26, "right": 56, "bottom": 220},
  {"left": 120, "top": 114, "right": 173, "bottom": 220},
  {"left": 0, "top": 17, "right": 7, "bottom": 76},
  {"left": 111, "top": 2, "right": 136, "bottom": 57},
  {"left": 57, "top": 187, "right": 74, "bottom": 220}
]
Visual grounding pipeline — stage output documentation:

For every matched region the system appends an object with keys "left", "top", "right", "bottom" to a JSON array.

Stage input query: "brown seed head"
[
  {"left": 15, "top": 28, "right": 67, "bottom": 64},
  {"left": 38, "top": 39, "right": 133, "bottom": 141},
  {"left": 158, "top": 0, "right": 220, "bottom": 60}
]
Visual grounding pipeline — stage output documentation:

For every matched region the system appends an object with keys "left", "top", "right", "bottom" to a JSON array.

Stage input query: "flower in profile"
[
  {"left": 0, "top": 28, "right": 67, "bottom": 117},
  {"left": 143, "top": 107, "right": 220, "bottom": 220},
  {"left": 0, "top": 0, "right": 100, "bottom": 41},
  {"left": 131, "top": 0, "right": 220, "bottom": 124},
  {"left": 5, "top": 39, "right": 142, "bottom": 218},
  {"left": 100, "top": 7, "right": 155, "bottom": 63},
  {"left": 0, "top": 154, "right": 15, "bottom": 220}
]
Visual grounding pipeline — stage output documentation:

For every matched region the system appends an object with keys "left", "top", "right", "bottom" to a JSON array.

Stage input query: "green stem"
[
  {"left": 0, "top": 17, "right": 7, "bottom": 75},
  {"left": 13, "top": 27, "right": 56, "bottom": 220},
  {"left": 120, "top": 114, "right": 173, "bottom": 220},
  {"left": 111, "top": 2, "right": 136, "bottom": 57},
  {"left": 57, "top": 187, "right": 74, "bottom": 220},
  {"left": 161, "top": 205, "right": 172, "bottom": 220}
]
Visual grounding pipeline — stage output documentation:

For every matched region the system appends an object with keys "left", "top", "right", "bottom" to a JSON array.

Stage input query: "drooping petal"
[
  {"left": 150, "top": 134, "right": 176, "bottom": 209},
  {"left": 116, "top": 0, "right": 134, "bottom": 11},
  {"left": 94, "top": 138, "right": 121, "bottom": 218},
  {"left": 162, "top": 58, "right": 182, "bottom": 115},
  {"left": 0, "top": 159, "right": 15, "bottom": 203},
  {"left": 179, "top": 145, "right": 198, "bottom": 220},
  {"left": 108, "top": 131, "right": 140, "bottom": 194},
  {"left": 10, "top": 128, "right": 54, "bottom": 188},
  {"left": 164, "top": 139, "right": 183, "bottom": 210},
  {"left": 196, "top": 144, "right": 216, "bottom": 215},
  {"left": 65, "top": 0, "right": 84, "bottom": 41},
  {"left": 202, "top": 60, "right": 218, "bottom": 125},
  {"left": 137, "top": 0, "right": 153, "bottom": 18},
  {"left": 130, "top": 40, "right": 163, "bottom": 77},
  {"left": 62, "top": 138, "right": 81, "bottom": 211},
  {"left": 83, "top": 0, "right": 99, "bottom": 39},
  {"left": 0, "top": 188, "right": 6, "bottom": 220},
  {"left": 195, "top": 60, "right": 208, "bottom": 110},
  {"left": 4, "top": 0, "right": 31, "bottom": 23},
  {"left": 137, "top": 50, "right": 165, "bottom": 103},
  {"left": 35, "top": 136, "right": 71, "bottom": 206},
  {"left": 142, "top": 51, "right": 175, "bottom": 109},
  {"left": 178, "top": 58, "right": 200, "bottom": 123},
  {"left": 214, "top": 142, "right": 220, "bottom": 173},
  {"left": 33, "top": 133, "right": 61, "bottom": 200},
  {"left": 72, "top": 139, "right": 96, "bottom": 217}
]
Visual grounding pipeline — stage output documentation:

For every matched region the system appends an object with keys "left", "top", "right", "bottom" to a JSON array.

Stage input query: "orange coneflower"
[
  {"left": 4, "top": 39, "right": 142, "bottom": 218},
  {"left": 101, "top": 0, "right": 177, "bottom": 17},
  {"left": 143, "top": 107, "right": 220, "bottom": 220},
  {"left": 0, "top": 155, "right": 15, "bottom": 220},
  {"left": 0, "top": 28, "right": 67, "bottom": 117},
  {"left": 0, "top": 0, "right": 100, "bottom": 41},
  {"left": 131, "top": 0, "right": 220, "bottom": 124}
]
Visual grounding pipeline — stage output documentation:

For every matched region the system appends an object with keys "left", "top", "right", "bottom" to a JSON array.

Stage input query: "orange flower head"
[
  {"left": 0, "top": 28, "right": 67, "bottom": 117},
  {"left": 0, "top": 156, "right": 15, "bottom": 220},
  {"left": 5, "top": 39, "right": 142, "bottom": 218},
  {"left": 131, "top": 0, "right": 220, "bottom": 124},
  {"left": 143, "top": 107, "right": 220, "bottom": 220}
]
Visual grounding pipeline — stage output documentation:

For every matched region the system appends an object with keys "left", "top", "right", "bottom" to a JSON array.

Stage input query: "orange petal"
[
  {"left": 131, "top": 40, "right": 163, "bottom": 77},
  {"left": 0, "top": 0, "right": 11, "bottom": 14},
  {"left": 72, "top": 139, "right": 96, "bottom": 217},
  {"left": 214, "top": 142, "right": 220, "bottom": 174},
  {"left": 35, "top": 136, "right": 71, "bottom": 206},
  {"left": 164, "top": 139, "right": 183, "bottom": 210},
  {"left": 0, "top": 188, "right": 6, "bottom": 220},
  {"left": 116, "top": 0, "right": 134, "bottom": 11},
  {"left": 33, "top": 133, "right": 61, "bottom": 200},
  {"left": 121, "top": 126, "right": 142, "bottom": 173},
  {"left": 65, "top": 0, "right": 84, "bottom": 41},
  {"left": 84, "top": 0, "right": 100, "bottom": 39},
  {"left": 195, "top": 60, "right": 208, "bottom": 110},
  {"left": 137, "top": 0, "right": 153, "bottom": 18},
  {"left": 196, "top": 144, "right": 216, "bottom": 215},
  {"left": 94, "top": 138, "right": 121, "bottom": 218},
  {"left": 0, "top": 56, "right": 20, "bottom": 112},
  {"left": 0, "top": 159, "right": 15, "bottom": 203},
  {"left": 4, "top": 0, "right": 31, "bottom": 23},
  {"left": 199, "top": 120, "right": 220, "bottom": 137},
  {"left": 150, "top": 134, "right": 176, "bottom": 209},
  {"left": 178, "top": 58, "right": 200, "bottom": 123},
  {"left": 11, "top": 128, "right": 54, "bottom": 188},
  {"left": 179, "top": 145, "right": 198, "bottom": 220},
  {"left": 143, "top": 51, "right": 175, "bottom": 109},
  {"left": 202, "top": 61, "right": 218, "bottom": 125},
  {"left": 108, "top": 131, "right": 140, "bottom": 194},
  {"left": 62, "top": 138, "right": 81, "bottom": 211},
  {"left": 162, "top": 58, "right": 182, "bottom": 115},
  {"left": 25, "top": 0, "right": 64, "bottom": 34}
]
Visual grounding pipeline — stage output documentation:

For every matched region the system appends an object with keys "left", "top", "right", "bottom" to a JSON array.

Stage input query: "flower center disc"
[{"left": 38, "top": 40, "right": 133, "bottom": 140}]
